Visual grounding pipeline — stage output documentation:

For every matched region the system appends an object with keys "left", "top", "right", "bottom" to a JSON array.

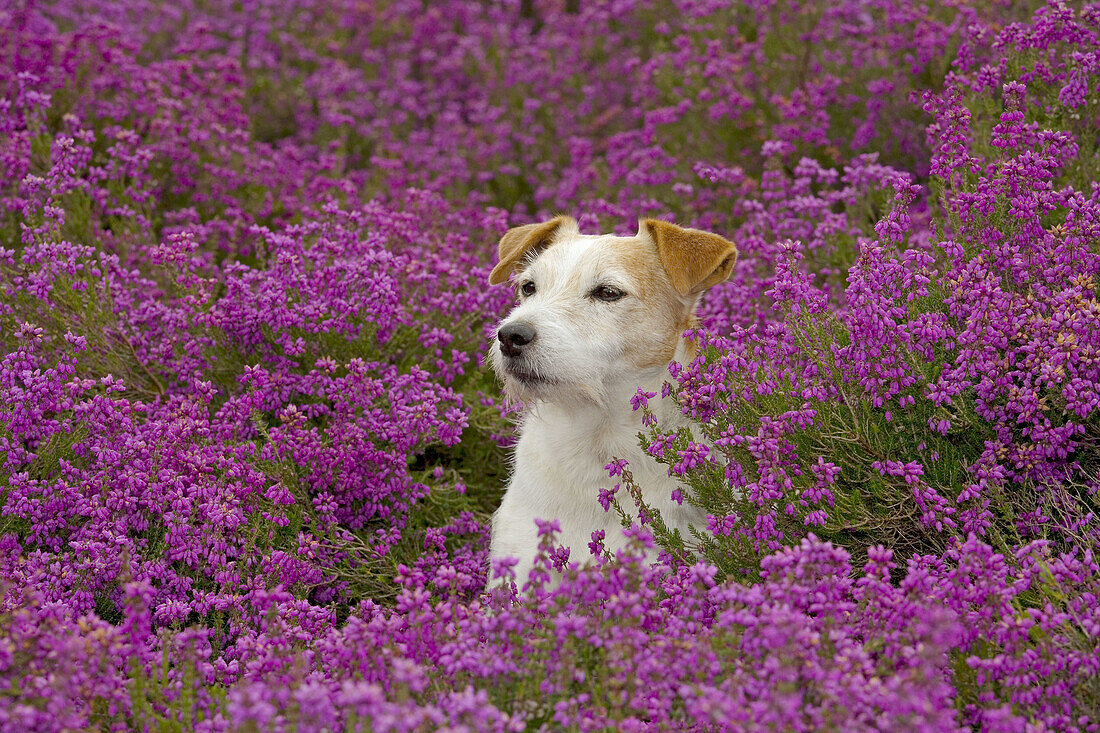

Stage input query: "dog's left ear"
[
  {"left": 488, "top": 215, "right": 576, "bottom": 285},
  {"left": 641, "top": 219, "right": 738, "bottom": 295}
]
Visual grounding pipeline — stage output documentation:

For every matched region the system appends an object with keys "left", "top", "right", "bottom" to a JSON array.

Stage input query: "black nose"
[{"left": 498, "top": 322, "right": 536, "bottom": 358}]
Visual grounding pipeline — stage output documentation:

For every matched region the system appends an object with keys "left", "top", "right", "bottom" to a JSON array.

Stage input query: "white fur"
[{"left": 487, "top": 220, "right": 710, "bottom": 587}]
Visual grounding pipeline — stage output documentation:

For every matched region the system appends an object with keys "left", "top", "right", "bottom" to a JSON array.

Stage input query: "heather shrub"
[
  {"left": 0, "top": 24, "right": 513, "bottom": 646},
  {"left": 617, "top": 2, "right": 1100, "bottom": 725},
  {"left": 30, "top": 0, "right": 1027, "bottom": 218},
  {"left": 632, "top": 0, "right": 1100, "bottom": 570},
  {"left": 4, "top": 0, "right": 1100, "bottom": 730}
]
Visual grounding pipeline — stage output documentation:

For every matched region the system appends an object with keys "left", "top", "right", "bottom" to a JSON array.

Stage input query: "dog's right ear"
[{"left": 488, "top": 216, "right": 575, "bottom": 285}]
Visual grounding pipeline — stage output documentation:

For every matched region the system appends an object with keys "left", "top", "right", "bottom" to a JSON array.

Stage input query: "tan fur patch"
[
  {"left": 604, "top": 235, "right": 692, "bottom": 369},
  {"left": 488, "top": 215, "right": 576, "bottom": 285},
  {"left": 642, "top": 219, "right": 737, "bottom": 295},
  {"left": 681, "top": 315, "right": 700, "bottom": 363},
  {"left": 603, "top": 234, "right": 667, "bottom": 300}
]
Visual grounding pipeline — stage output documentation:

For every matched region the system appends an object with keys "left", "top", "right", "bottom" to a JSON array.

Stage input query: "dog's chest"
[
  {"left": 515, "top": 412, "right": 657, "bottom": 497},
  {"left": 492, "top": 407, "right": 694, "bottom": 581}
]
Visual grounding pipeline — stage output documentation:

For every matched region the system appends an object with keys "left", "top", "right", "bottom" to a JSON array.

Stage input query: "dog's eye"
[
  {"left": 520, "top": 280, "right": 536, "bottom": 297},
  {"left": 591, "top": 285, "right": 625, "bottom": 302}
]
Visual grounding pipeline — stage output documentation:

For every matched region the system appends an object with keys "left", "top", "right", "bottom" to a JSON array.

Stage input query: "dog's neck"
[{"left": 523, "top": 337, "right": 693, "bottom": 444}]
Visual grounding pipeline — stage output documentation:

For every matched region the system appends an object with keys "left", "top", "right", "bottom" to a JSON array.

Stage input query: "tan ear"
[
  {"left": 641, "top": 219, "right": 737, "bottom": 295},
  {"left": 488, "top": 216, "right": 576, "bottom": 285}
]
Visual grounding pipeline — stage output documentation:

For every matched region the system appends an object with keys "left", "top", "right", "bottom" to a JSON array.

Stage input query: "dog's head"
[{"left": 487, "top": 216, "right": 737, "bottom": 407}]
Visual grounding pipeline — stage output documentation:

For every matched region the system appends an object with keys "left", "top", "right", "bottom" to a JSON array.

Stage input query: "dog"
[{"left": 487, "top": 216, "right": 737, "bottom": 587}]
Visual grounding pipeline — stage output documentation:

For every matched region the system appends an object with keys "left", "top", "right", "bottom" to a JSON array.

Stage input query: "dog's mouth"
[{"left": 505, "top": 362, "right": 554, "bottom": 386}]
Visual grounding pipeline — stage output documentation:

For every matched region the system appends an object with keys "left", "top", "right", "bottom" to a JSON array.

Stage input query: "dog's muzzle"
[{"left": 498, "top": 321, "right": 537, "bottom": 358}]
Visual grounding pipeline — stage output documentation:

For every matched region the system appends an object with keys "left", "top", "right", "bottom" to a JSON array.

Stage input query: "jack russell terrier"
[{"left": 487, "top": 216, "right": 737, "bottom": 586}]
